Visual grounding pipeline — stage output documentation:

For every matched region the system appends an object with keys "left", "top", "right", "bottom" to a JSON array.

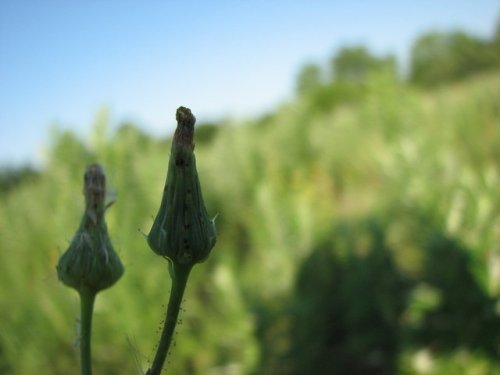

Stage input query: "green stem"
[
  {"left": 147, "top": 263, "right": 192, "bottom": 375},
  {"left": 79, "top": 287, "right": 96, "bottom": 375}
]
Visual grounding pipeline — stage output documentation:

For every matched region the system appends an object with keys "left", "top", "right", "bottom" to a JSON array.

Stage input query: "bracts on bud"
[
  {"left": 147, "top": 106, "right": 216, "bottom": 267},
  {"left": 57, "top": 164, "right": 124, "bottom": 294}
]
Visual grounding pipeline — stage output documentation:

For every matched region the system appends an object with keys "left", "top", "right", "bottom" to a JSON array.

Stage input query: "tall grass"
[{"left": 0, "top": 73, "right": 498, "bottom": 374}]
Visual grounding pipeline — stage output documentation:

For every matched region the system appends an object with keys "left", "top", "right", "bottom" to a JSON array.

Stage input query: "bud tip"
[{"left": 174, "top": 106, "right": 195, "bottom": 148}]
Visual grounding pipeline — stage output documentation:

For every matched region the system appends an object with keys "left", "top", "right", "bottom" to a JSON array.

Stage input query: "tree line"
[{"left": 296, "top": 20, "right": 500, "bottom": 109}]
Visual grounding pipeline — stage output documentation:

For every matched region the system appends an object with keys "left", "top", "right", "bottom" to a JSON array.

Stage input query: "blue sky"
[{"left": 1, "top": 1, "right": 499, "bottom": 166}]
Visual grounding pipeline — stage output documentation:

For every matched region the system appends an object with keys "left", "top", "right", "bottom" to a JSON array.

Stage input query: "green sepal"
[
  {"left": 57, "top": 216, "right": 124, "bottom": 293},
  {"left": 56, "top": 164, "right": 124, "bottom": 294},
  {"left": 147, "top": 107, "right": 216, "bottom": 266}
]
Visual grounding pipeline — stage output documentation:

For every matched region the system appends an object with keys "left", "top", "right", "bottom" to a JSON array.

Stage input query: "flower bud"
[
  {"left": 147, "top": 106, "right": 216, "bottom": 265},
  {"left": 57, "top": 164, "right": 124, "bottom": 294}
]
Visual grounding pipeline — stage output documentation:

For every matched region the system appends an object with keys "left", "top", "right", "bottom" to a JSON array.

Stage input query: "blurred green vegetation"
[
  {"left": 0, "top": 166, "right": 39, "bottom": 195},
  {"left": 0, "top": 25, "right": 499, "bottom": 375}
]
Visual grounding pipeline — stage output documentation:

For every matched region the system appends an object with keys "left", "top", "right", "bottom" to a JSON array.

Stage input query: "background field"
[{"left": 1, "top": 24, "right": 499, "bottom": 375}]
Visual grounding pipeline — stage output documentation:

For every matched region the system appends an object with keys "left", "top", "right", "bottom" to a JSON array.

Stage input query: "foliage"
[
  {"left": 295, "top": 23, "right": 500, "bottom": 115},
  {"left": 409, "top": 30, "right": 500, "bottom": 87},
  {"left": 283, "top": 220, "right": 411, "bottom": 375},
  {"left": 296, "top": 63, "right": 323, "bottom": 96},
  {"left": 295, "top": 46, "right": 397, "bottom": 114},
  {"left": 0, "top": 165, "right": 39, "bottom": 195},
  {"left": 331, "top": 46, "right": 397, "bottom": 84}
]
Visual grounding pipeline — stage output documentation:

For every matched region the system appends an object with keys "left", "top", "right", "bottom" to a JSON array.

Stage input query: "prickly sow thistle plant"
[
  {"left": 147, "top": 106, "right": 216, "bottom": 265},
  {"left": 57, "top": 163, "right": 124, "bottom": 375},
  {"left": 145, "top": 106, "right": 217, "bottom": 375},
  {"left": 57, "top": 107, "right": 216, "bottom": 375}
]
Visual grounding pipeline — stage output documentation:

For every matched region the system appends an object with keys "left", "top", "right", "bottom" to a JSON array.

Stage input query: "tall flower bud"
[
  {"left": 147, "top": 106, "right": 216, "bottom": 266},
  {"left": 57, "top": 164, "right": 124, "bottom": 294}
]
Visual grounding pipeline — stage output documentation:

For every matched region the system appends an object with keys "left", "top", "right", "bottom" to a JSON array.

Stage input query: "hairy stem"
[
  {"left": 147, "top": 263, "right": 192, "bottom": 375},
  {"left": 79, "top": 287, "right": 96, "bottom": 375}
]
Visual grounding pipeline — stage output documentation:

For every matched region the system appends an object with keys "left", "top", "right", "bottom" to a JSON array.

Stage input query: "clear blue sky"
[{"left": 1, "top": 1, "right": 498, "bottom": 166}]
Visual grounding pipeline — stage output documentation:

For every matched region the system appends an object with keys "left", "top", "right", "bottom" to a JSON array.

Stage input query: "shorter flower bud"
[
  {"left": 57, "top": 164, "right": 124, "bottom": 294},
  {"left": 147, "top": 106, "right": 216, "bottom": 266}
]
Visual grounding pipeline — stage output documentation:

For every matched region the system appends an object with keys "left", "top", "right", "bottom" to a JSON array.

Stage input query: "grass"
[{"left": 0, "top": 72, "right": 499, "bottom": 374}]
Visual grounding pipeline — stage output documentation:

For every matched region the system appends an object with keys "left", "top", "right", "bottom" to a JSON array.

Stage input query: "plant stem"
[
  {"left": 147, "top": 263, "right": 192, "bottom": 375},
  {"left": 79, "top": 287, "right": 96, "bottom": 375}
]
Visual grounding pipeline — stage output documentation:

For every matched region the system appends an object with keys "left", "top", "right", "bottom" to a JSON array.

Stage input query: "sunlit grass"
[{"left": 0, "top": 73, "right": 498, "bottom": 374}]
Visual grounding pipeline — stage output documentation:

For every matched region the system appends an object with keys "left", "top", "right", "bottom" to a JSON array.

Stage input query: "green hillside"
[{"left": 0, "top": 72, "right": 499, "bottom": 374}]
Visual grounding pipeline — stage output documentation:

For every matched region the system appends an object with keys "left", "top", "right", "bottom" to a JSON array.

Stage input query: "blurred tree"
[
  {"left": 495, "top": 17, "right": 500, "bottom": 43},
  {"left": 305, "top": 81, "right": 364, "bottom": 113},
  {"left": 296, "top": 46, "right": 398, "bottom": 113},
  {"left": 331, "top": 46, "right": 397, "bottom": 84},
  {"left": 116, "top": 122, "right": 153, "bottom": 147},
  {"left": 195, "top": 122, "right": 219, "bottom": 146},
  {"left": 413, "top": 234, "right": 500, "bottom": 357},
  {"left": 283, "top": 220, "right": 411, "bottom": 375},
  {"left": 296, "top": 63, "right": 323, "bottom": 96},
  {"left": 493, "top": 17, "right": 500, "bottom": 62},
  {"left": 409, "top": 31, "right": 500, "bottom": 86},
  {"left": 0, "top": 165, "right": 39, "bottom": 195}
]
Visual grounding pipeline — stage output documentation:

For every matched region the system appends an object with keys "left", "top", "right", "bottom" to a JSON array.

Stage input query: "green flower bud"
[
  {"left": 147, "top": 106, "right": 216, "bottom": 266},
  {"left": 57, "top": 164, "right": 124, "bottom": 294}
]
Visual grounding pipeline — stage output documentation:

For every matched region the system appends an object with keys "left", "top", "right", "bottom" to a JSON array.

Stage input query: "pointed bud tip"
[
  {"left": 84, "top": 163, "right": 106, "bottom": 194},
  {"left": 176, "top": 106, "right": 195, "bottom": 126},
  {"left": 174, "top": 106, "right": 195, "bottom": 148},
  {"left": 57, "top": 164, "right": 124, "bottom": 294},
  {"left": 83, "top": 163, "right": 107, "bottom": 222}
]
